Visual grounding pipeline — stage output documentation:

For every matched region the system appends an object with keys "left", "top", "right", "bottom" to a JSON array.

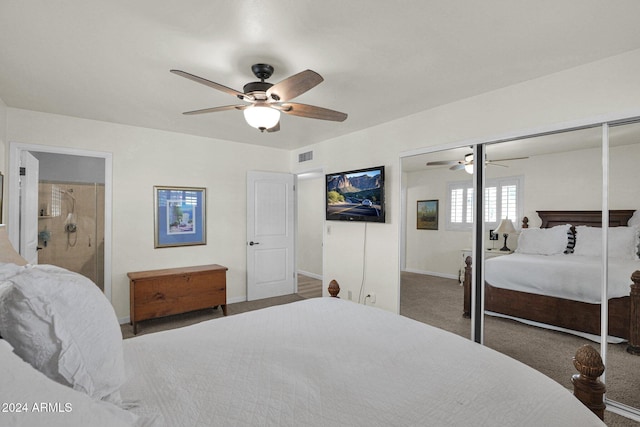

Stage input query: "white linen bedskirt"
[{"left": 120, "top": 298, "right": 603, "bottom": 426}]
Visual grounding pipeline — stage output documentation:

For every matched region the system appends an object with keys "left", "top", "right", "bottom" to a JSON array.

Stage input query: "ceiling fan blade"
[
  {"left": 266, "top": 70, "right": 323, "bottom": 102},
  {"left": 266, "top": 122, "right": 280, "bottom": 133},
  {"left": 450, "top": 164, "right": 466, "bottom": 171},
  {"left": 426, "top": 160, "right": 460, "bottom": 166},
  {"left": 170, "top": 70, "right": 253, "bottom": 101},
  {"left": 182, "top": 105, "right": 247, "bottom": 115},
  {"left": 486, "top": 163, "right": 508, "bottom": 168},
  {"left": 279, "top": 102, "right": 347, "bottom": 122},
  {"left": 489, "top": 156, "right": 529, "bottom": 162}
]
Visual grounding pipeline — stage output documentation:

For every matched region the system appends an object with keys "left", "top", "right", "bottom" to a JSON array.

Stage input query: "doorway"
[
  {"left": 7, "top": 142, "right": 113, "bottom": 301},
  {"left": 295, "top": 170, "right": 324, "bottom": 298}
]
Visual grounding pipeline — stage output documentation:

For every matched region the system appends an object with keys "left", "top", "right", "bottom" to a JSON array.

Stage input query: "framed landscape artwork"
[
  {"left": 417, "top": 199, "right": 438, "bottom": 230},
  {"left": 154, "top": 186, "right": 206, "bottom": 248}
]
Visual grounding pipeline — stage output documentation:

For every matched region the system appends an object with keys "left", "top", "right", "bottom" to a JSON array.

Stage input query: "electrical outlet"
[
  {"left": 367, "top": 293, "right": 376, "bottom": 304},
  {"left": 348, "top": 290, "right": 352, "bottom": 300}
]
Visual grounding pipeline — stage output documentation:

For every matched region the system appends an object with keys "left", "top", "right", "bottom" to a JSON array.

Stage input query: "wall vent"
[{"left": 298, "top": 151, "right": 313, "bottom": 163}]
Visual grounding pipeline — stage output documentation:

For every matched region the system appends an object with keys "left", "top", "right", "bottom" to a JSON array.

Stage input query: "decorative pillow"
[
  {"left": 0, "top": 265, "right": 125, "bottom": 403},
  {"left": 564, "top": 228, "right": 576, "bottom": 254},
  {"left": 573, "top": 225, "right": 640, "bottom": 259},
  {"left": 0, "top": 339, "right": 153, "bottom": 427},
  {"left": 0, "top": 225, "right": 28, "bottom": 265},
  {"left": 515, "top": 224, "right": 571, "bottom": 255}
]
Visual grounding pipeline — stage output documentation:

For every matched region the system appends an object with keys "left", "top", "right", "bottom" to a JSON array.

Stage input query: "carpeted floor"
[{"left": 400, "top": 271, "right": 640, "bottom": 427}]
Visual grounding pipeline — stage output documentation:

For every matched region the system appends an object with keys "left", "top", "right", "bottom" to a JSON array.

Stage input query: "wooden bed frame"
[
  {"left": 329, "top": 279, "right": 608, "bottom": 420},
  {"left": 463, "top": 210, "right": 640, "bottom": 355}
]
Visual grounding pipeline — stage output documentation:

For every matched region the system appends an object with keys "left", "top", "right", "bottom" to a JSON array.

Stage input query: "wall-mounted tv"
[{"left": 326, "top": 165, "right": 385, "bottom": 223}]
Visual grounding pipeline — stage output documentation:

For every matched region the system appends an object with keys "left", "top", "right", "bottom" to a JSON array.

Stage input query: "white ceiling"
[{"left": 2, "top": 1, "right": 640, "bottom": 150}]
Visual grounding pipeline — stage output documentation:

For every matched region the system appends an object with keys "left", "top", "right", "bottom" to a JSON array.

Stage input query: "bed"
[
  {"left": 462, "top": 210, "right": 640, "bottom": 352},
  {"left": 0, "top": 225, "right": 606, "bottom": 426}
]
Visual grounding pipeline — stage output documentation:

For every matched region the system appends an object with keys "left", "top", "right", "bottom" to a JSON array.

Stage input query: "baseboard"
[
  {"left": 119, "top": 316, "right": 130, "bottom": 325},
  {"left": 227, "top": 296, "right": 246, "bottom": 304},
  {"left": 297, "top": 270, "right": 323, "bottom": 280},
  {"left": 402, "top": 268, "right": 458, "bottom": 281}
]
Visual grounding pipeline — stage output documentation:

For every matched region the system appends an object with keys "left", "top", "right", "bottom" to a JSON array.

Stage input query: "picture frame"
[
  {"left": 417, "top": 199, "right": 438, "bottom": 230},
  {"left": 154, "top": 186, "right": 206, "bottom": 248}
]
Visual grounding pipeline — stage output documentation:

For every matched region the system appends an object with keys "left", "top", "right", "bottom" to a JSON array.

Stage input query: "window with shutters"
[{"left": 446, "top": 176, "right": 523, "bottom": 230}]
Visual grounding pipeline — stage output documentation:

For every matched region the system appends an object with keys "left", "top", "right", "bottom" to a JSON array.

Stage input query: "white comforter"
[
  {"left": 121, "top": 298, "right": 603, "bottom": 426},
  {"left": 485, "top": 253, "right": 640, "bottom": 303}
]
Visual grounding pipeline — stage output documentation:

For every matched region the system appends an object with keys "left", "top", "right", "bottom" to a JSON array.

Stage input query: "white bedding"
[
  {"left": 485, "top": 253, "right": 640, "bottom": 303},
  {"left": 121, "top": 298, "right": 603, "bottom": 426}
]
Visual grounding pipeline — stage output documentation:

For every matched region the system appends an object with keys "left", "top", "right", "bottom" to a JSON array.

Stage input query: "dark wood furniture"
[
  {"left": 463, "top": 210, "right": 640, "bottom": 354},
  {"left": 128, "top": 264, "right": 227, "bottom": 334}
]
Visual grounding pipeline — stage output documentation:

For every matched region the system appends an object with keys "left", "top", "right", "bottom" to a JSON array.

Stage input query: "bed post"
[
  {"left": 626, "top": 271, "right": 640, "bottom": 355},
  {"left": 328, "top": 279, "right": 340, "bottom": 298},
  {"left": 463, "top": 256, "right": 472, "bottom": 318},
  {"left": 572, "top": 344, "right": 606, "bottom": 420}
]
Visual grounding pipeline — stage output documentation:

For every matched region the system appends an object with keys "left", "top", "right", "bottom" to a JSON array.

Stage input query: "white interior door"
[
  {"left": 19, "top": 151, "right": 39, "bottom": 264},
  {"left": 247, "top": 171, "right": 295, "bottom": 301}
]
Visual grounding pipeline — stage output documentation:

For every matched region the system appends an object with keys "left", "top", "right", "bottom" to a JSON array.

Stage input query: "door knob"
[{"left": 249, "top": 241, "right": 260, "bottom": 246}]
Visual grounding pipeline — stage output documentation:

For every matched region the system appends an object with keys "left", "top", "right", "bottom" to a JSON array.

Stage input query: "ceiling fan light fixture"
[
  {"left": 243, "top": 105, "right": 280, "bottom": 131},
  {"left": 464, "top": 153, "right": 474, "bottom": 174}
]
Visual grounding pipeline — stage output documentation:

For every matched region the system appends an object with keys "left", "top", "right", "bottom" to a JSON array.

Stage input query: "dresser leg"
[{"left": 222, "top": 304, "right": 227, "bottom": 316}]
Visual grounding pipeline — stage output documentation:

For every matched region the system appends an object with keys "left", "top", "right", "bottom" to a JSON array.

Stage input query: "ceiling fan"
[
  {"left": 426, "top": 153, "right": 528, "bottom": 174},
  {"left": 170, "top": 64, "right": 348, "bottom": 132}
]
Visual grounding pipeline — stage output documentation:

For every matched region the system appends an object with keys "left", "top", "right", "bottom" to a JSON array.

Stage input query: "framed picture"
[
  {"left": 154, "top": 186, "right": 206, "bottom": 248},
  {"left": 417, "top": 200, "right": 438, "bottom": 230}
]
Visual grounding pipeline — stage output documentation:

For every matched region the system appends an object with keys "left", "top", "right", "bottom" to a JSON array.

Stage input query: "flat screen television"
[{"left": 325, "top": 165, "right": 385, "bottom": 223}]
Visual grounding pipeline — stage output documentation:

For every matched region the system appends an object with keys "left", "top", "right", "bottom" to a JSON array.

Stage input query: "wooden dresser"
[{"left": 128, "top": 264, "right": 227, "bottom": 334}]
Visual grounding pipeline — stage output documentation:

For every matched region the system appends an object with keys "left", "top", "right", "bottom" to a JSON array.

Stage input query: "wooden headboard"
[{"left": 536, "top": 210, "right": 636, "bottom": 229}]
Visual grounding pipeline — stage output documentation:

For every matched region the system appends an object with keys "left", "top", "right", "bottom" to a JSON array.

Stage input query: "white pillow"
[
  {"left": 515, "top": 224, "right": 571, "bottom": 255},
  {"left": 0, "top": 339, "right": 156, "bottom": 427},
  {"left": 573, "top": 225, "right": 639, "bottom": 259},
  {"left": 572, "top": 226, "right": 601, "bottom": 257},
  {"left": 0, "top": 264, "right": 125, "bottom": 403}
]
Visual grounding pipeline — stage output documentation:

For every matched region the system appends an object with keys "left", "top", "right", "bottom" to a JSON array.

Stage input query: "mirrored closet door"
[
  {"left": 605, "top": 120, "right": 640, "bottom": 414},
  {"left": 482, "top": 127, "right": 604, "bottom": 391},
  {"left": 401, "top": 148, "right": 473, "bottom": 340},
  {"left": 401, "top": 116, "right": 640, "bottom": 420}
]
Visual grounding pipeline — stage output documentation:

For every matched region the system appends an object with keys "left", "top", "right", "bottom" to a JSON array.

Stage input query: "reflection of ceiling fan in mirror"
[{"left": 426, "top": 153, "right": 528, "bottom": 174}]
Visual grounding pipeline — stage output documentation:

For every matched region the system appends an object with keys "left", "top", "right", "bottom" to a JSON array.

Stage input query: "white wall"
[
  {"left": 5, "top": 108, "right": 290, "bottom": 319},
  {"left": 291, "top": 48, "right": 640, "bottom": 313},
  {"left": 0, "top": 96, "right": 7, "bottom": 224},
  {"left": 296, "top": 176, "right": 323, "bottom": 278}
]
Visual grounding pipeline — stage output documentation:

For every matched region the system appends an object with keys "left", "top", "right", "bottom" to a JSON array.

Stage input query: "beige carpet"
[
  {"left": 400, "top": 271, "right": 640, "bottom": 427},
  {"left": 296, "top": 273, "right": 323, "bottom": 298}
]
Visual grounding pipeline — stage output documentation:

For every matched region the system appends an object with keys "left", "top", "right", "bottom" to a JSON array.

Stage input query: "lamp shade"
[
  {"left": 494, "top": 218, "right": 516, "bottom": 234},
  {"left": 243, "top": 106, "right": 280, "bottom": 130}
]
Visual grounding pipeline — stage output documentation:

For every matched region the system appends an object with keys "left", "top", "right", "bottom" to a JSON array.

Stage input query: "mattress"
[
  {"left": 485, "top": 253, "right": 640, "bottom": 303},
  {"left": 120, "top": 298, "right": 603, "bottom": 426}
]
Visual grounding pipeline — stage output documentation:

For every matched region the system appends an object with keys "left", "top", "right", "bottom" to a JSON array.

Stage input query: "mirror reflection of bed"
[{"left": 401, "top": 120, "right": 640, "bottom": 419}]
